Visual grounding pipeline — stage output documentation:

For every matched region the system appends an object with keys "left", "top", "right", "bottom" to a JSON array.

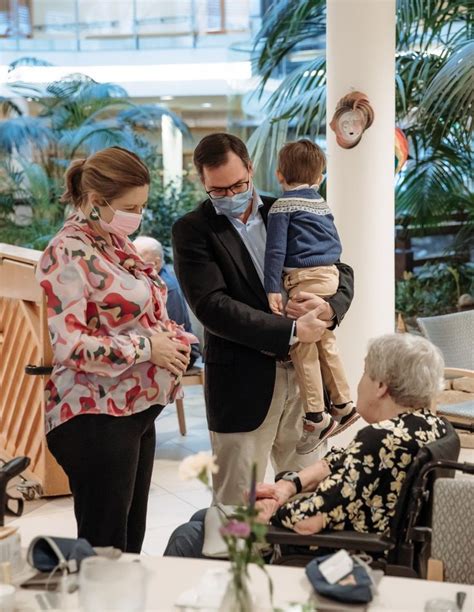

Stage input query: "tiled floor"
[{"left": 8, "top": 386, "right": 473, "bottom": 557}]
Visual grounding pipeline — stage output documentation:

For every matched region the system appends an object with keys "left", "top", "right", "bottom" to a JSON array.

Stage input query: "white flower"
[{"left": 178, "top": 452, "right": 219, "bottom": 482}]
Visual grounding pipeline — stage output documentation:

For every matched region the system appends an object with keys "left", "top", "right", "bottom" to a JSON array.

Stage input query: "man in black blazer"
[{"left": 172, "top": 134, "right": 354, "bottom": 504}]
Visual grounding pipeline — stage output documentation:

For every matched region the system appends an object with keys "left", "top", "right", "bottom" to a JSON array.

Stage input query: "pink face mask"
[{"left": 96, "top": 200, "right": 142, "bottom": 236}]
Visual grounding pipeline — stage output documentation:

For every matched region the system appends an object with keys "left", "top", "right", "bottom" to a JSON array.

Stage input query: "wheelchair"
[{"left": 266, "top": 419, "right": 474, "bottom": 578}]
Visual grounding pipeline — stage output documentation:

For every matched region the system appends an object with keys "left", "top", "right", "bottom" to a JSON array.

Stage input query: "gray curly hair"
[{"left": 365, "top": 334, "right": 445, "bottom": 410}]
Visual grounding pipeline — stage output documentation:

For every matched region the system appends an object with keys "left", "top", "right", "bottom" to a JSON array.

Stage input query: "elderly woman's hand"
[
  {"left": 255, "top": 480, "right": 298, "bottom": 504},
  {"left": 149, "top": 333, "right": 190, "bottom": 376},
  {"left": 255, "top": 498, "right": 280, "bottom": 524},
  {"left": 254, "top": 483, "right": 280, "bottom": 501},
  {"left": 286, "top": 291, "right": 334, "bottom": 321}
]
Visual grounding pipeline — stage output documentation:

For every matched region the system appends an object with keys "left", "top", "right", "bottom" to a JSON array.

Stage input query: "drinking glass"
[{"left": 79, "top": 557, "right": 146, "bottom": 611}]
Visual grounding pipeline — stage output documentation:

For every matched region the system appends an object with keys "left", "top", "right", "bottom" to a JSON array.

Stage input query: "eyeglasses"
[{"left": 206, "top": 179, "right": 250, "bottom": 200}]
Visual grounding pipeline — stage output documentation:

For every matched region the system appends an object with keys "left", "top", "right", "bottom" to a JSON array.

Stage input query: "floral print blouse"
[
  {"left": 273, "top": 410, "right": 447, "bottom": 534},
  {"left": 37, "top": 209, "right": 192, "bottom": 434}
]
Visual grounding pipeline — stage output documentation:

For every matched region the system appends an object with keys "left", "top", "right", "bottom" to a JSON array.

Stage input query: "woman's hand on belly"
[{"left": 149, "top": 332, "right": 191, "bottom": 376}]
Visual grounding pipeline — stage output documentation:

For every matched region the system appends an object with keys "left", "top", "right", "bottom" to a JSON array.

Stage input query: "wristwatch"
[
  {"left": 274, "top": 471, "right": 302, "bottom": 494},
  {"left": 289, "top": 322, "right": 299, "bottom": 346}
]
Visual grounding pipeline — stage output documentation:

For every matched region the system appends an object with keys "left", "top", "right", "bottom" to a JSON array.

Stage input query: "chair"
[
  {"left": 417, "top": 311, "right": 474, "bottom": 371},
  {"left": 417, "top": 312, "right": 474, "bottom": 448},
  {"left": 266, "top": 419, "right": 468, "bottom": 578},
  {"left": 174, "top": 306, "right": 205, "bottom": 436},
  {"left": 427, "top": 477, "right": 474, "bottom": 584},
  {"left": 175, "top": 366, "right": 205, "bottom": 436},
  {"left": 437, "top": 368, "right": 474, "bottom": 449}
]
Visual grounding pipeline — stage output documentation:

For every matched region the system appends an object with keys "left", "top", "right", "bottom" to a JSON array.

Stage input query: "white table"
[{"left": 13, "top": 556, "right": 474, "bottom": 611}]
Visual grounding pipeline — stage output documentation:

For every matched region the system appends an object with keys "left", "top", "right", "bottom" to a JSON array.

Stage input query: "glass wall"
[{"left": 0, "top": 0, "right": 254, "bottom": 51}]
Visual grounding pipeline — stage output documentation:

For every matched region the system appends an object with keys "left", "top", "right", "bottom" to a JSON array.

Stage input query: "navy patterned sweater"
[{"left": 264, "top": 187, "right": 342, "bottom": 293}]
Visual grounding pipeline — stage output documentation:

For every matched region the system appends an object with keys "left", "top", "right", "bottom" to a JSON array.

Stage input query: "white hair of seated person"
[
  {"left": 364, "top": 333, "right": 445, "bottom": 412},
  {"left": 133, "top": 236, "right": 164, "bottom": 264}
]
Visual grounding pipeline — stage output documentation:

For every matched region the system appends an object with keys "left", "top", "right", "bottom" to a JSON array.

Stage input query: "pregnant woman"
[{"left": 37, "top": 146, "right": 192, "bottom": 552}]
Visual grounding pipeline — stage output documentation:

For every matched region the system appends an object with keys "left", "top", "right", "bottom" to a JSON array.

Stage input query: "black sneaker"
[{"left": 329, "top": 402, "right": 360, "bottom": 436}]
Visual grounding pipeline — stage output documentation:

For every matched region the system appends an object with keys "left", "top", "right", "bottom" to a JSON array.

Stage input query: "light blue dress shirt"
[
  {"left": 213, "top": 191, "right": 296, "bottom": 346},
  {"left": 225, "top": 192, "right": 266, "bottom": 286}
]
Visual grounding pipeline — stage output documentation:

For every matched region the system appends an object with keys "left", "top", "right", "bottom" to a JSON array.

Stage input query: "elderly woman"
[
  {"left": 254, "top": 333, "right": 447, "bottom": 535},
  {"left": 164, "top": 333, "right": 447, "bottom": 557}
]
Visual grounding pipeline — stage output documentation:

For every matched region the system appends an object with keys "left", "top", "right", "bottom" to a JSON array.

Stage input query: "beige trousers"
[
  {"left": 284, "top": 265, "right": 351, "bottom": 414},
  {"left": 209, "top": 363, "right": 326, "bottom": 504}
]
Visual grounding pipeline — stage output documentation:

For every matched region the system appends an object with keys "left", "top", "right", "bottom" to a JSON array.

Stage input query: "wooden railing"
[
  {"left": 395, "top": 213, "right": 470, "bottom": 280},
  {"left": 0, "top": 244, "right": 69, "bottom": 497}
]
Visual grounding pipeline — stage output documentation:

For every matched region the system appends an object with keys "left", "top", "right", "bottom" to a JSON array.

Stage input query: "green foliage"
[
  {"left": 0, "top": 157, "right": 64, "bottom": 249},
  {"left": 250, "top": 0, "right": 473, "bottom": 246},
  {"left": 0, "top": 60, "right": 192, "bottom": 250},
  {"left": 254, "top": 0, "right": 326, "bottom": 92},
  {"left": 395, "top": 263, "right": 474, "bottom": 318},
  {"left": 140, "top": 169, "right": 203, "bottom": 258},
  {"left": 0, "top": 216, "right": 63, "bottom": 250}
]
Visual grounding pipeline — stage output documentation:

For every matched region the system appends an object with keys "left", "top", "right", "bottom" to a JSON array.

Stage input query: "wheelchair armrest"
[{"left": 266, "top": 526, "right": 395, "bottom": 553}]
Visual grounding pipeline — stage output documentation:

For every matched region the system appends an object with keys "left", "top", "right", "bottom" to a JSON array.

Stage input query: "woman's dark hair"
[
  {"left": 193, "top": 133, "right": 251, "bottom": 177},
  {"left": 61, "top": 146, "right": 150, "bottom": 208}
]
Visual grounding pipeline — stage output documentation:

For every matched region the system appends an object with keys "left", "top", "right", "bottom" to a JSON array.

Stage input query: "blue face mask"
[{"left": 210, "top": 185, "right": 253, "bottom": 218}]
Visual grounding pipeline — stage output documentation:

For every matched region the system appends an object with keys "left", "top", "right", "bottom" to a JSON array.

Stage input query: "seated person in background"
[
  {"left": 164, "top": 333, "right": 447, "bottom": 557},
  {"left": 134, "top": 236, "right": 202, "bottom": 369}
]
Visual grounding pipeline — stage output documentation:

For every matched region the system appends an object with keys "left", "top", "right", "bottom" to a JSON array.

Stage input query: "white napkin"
[{"left": 175, "top": 568, "right": 230, "bottom": 610}]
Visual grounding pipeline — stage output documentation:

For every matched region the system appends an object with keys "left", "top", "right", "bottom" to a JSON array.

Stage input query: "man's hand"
[
  {"left": 286, "top": 291, "right": 335, "bottom": 321},
  {"left": 296, "top": 308, "right": 331, "bottom": 343},
  {"left": 267, "top": 292, "right": 284, "bottom": 316}
]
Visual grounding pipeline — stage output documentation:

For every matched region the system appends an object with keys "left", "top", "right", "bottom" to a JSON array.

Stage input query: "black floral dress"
[{"left": 273, "top": 410, "right": 447, "bottom": 534}]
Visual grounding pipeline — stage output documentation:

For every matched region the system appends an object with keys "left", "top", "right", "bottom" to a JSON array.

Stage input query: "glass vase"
[{"left": 219, "top": 566, "right": 254, "bottom": 612}]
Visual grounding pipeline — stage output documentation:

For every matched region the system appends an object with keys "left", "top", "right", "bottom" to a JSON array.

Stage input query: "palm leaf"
[
  {"left": 8, "top": 56, "right": 53, "bottom": 73},
  {"left": 396, "top": 0, "right": 471, "bottom": 52},
  {"left": 45, "top": 74, "right": 98, "bottom": 100},
  {"left": 247, "top": 117, "right": 289, "bottom": 182},
  {"left": 247, "top": 56, "right": 326, "bottom": 172},
  {"left": 0, "top": 96, "right": 23, "bottom": 117},
  {"left": 419, "top": 40, "right": 474, "bottom": 139},
  {"left": 6, "top": 81, "right": 46, "bottom": 102},
  {"left": 0, "top": 117, "right": 53, "bottom": 154},
  {"left": 18, "top": 160, "right": 53, "bottom": 209},
  {"left": 395, "top": 51, "right": 445, "bottom": 116},
  {"left": 253, "top": 0, "right": 325, "bottom": 92},
  {"left": 396, "top": 142, "right": 471, "bottom": 224},
  {"left": 57, "top": 122, "right": 137, "bottom": 157},
  {"left": 265, "top": 56, "right": 326, "bottom": 115},
  {"left": 0, "top": 159, "right": 26, "bottom": 211},
  {"left": 118, "top": 104, "right": 191, "bottom": 138},
  {"left": 75, "top": 80, "right": 129, "bottom": 102}
]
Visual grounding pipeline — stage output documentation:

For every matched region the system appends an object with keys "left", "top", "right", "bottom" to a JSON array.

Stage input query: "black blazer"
[{"left": 172, "top": 196, "right": 354, "bottom": 434}]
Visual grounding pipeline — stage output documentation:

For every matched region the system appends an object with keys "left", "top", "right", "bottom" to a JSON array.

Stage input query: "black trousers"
[{"left": 47, "top": 404, "right": 163, "bottom": 553}]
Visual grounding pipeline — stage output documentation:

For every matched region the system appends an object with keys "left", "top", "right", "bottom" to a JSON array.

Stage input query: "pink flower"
[{"left": 220, "top": 520, "right": 251, "bottom": 539}]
